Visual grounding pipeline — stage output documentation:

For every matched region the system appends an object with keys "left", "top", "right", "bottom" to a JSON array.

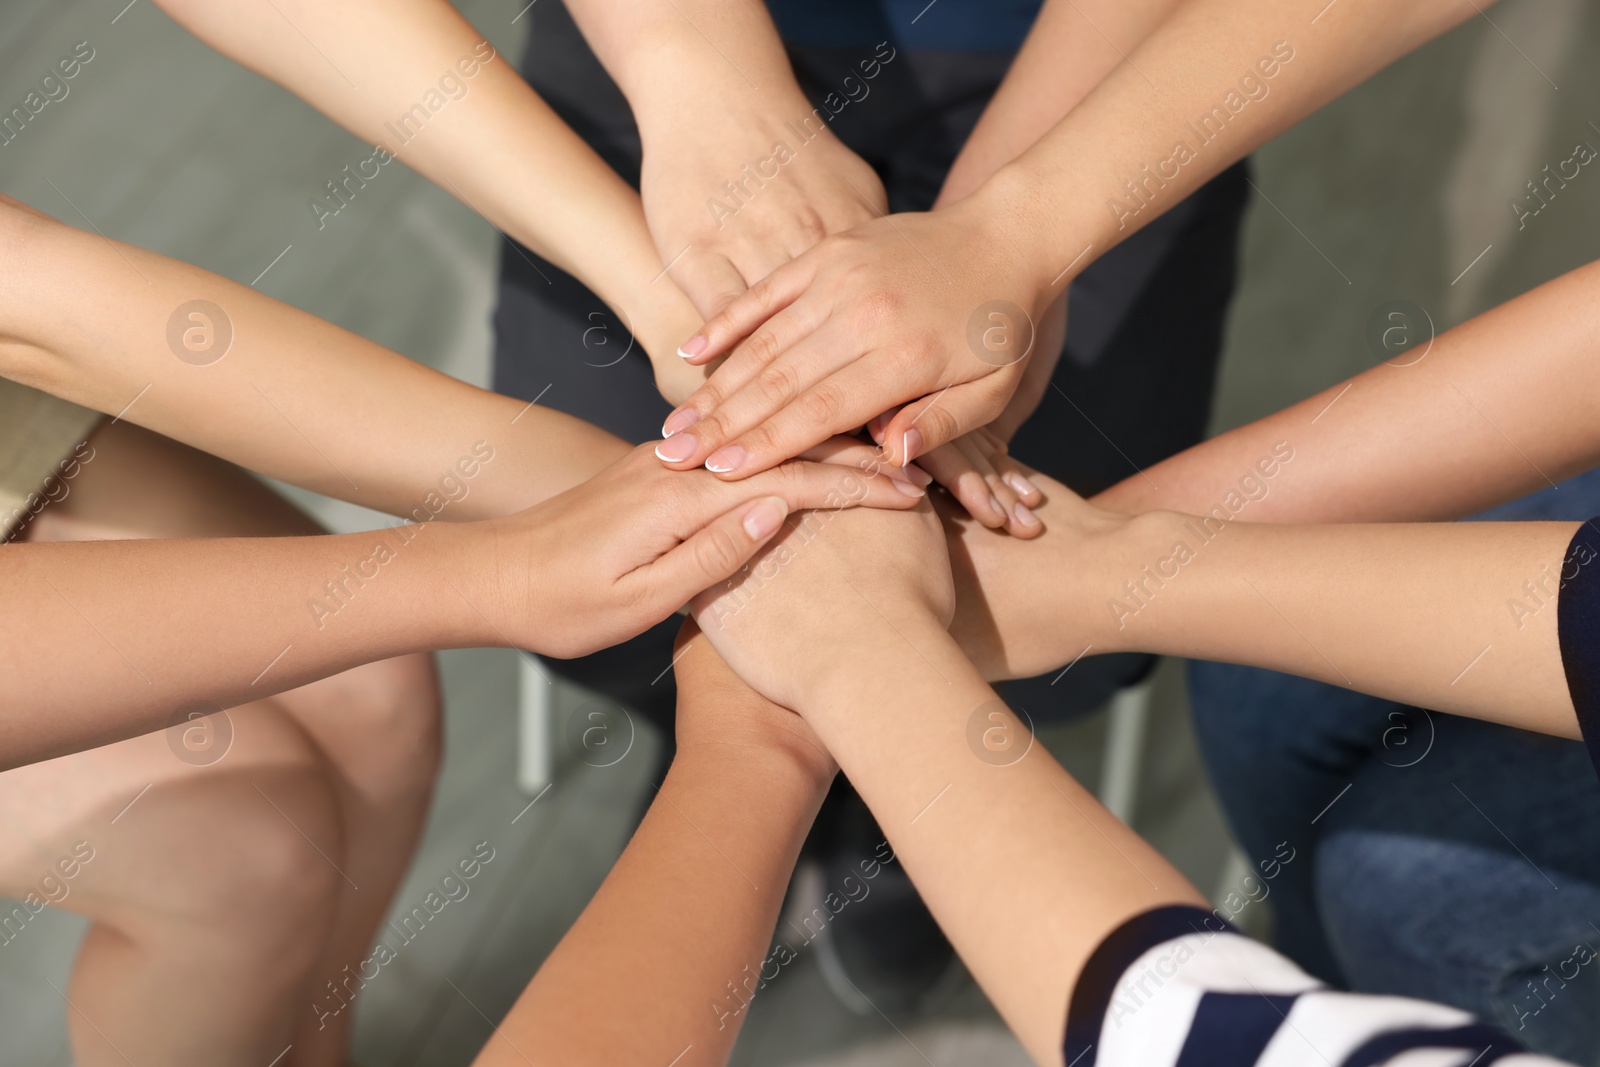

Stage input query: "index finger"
[{"left": 677, "top": 254, "right": 814, "bottom": 364}]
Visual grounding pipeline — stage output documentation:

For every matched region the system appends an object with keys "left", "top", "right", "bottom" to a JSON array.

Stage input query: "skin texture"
[
  {"left": 563, "top": 0, "right": 888, "bottom": 319},
  {"left": 688, "top": 503, "right": 1204, "bottom": 1066},
  {"left": 472, "top": 623, "right": 835, "bottom": 1067},
  {"left": 4, "top": 419, "right": 442, "bottom": 1067},
  {"left": 944, "top": 469, "right": 1579, "bottom": 739},
  {"left": 1093, "top": 258, "right": 1600, "bottom": 523},
  {"left": 941, "top": 259, "right": 1600, "bottom": 738},
  {"left": 148, "top": 0, "right": 711, "bottom": 402},
  {"left": 660, "top": 0, "right": 1498, "bottom": 472},
  {"left": 0, "top": 439, "right": 925, "bottom": 771}
]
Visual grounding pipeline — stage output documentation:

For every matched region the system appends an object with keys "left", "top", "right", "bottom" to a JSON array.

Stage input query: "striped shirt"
[{"left": 1065, "top": 906, "right": 1569, "bottom": 1067}]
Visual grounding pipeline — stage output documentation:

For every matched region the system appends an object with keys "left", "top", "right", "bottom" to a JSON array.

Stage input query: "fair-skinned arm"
[
  {"left": 688, "top": 505, "right": 1202, "bottom": 1066},
  {"left": 0, "top": 197, "right": 925, "bottom": 519},
  {"left": 1093, "top": 259, "right": 1600, "bottom": 523},
  {"left": 0, "top": 444, "right": 924, "bottom": 770},
  {"left": 148, "top": 0, "right": 711, "bottom": 401},
  {"left": 659, "top": 0, "right": 1495, "bottom": 473},
  {"left": 562, "top": 0, "right": 888, "bottom": 319},
  {"left": 942, "top": 471, "right": 1579, "bottom": 741},
  {"left": 472, "top": 623, "right": 834, "bottom": 1067}
]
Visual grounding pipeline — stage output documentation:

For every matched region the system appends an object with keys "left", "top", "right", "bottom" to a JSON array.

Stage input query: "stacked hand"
[
  {"left": 465, "top": 440, "right": 926, "bottom": 659},
  {"left": 657, "top": 194, "right": 1052, "bottom": 480}
]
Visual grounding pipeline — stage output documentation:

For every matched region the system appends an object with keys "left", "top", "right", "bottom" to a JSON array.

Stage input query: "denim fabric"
[{"left": 1190, "top": 466, "right": 1600, "bottom": 1062}]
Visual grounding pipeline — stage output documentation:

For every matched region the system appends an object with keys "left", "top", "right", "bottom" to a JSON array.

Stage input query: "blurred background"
[{"left": 0, "top": 0, "right": 1596, "bottom": 1063}]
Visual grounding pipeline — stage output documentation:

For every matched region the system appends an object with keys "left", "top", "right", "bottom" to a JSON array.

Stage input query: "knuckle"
[
  {"left": 793, "top": 205, "right": 828, "bottom": 246},
  {"left": 754, "top": 362, "right": 803, "bottom": 409},
  {"left": 739, "top": 328, "right": 784, "bottom": 370},
  {"left": 854, "top": 287, "right": 904, "bottom": 331},
  {"left": 694, "top": 527, "right": 744, "bottom": 577},
  {"left": 798, "top": 382, "right": 845, "bottom": 428}
]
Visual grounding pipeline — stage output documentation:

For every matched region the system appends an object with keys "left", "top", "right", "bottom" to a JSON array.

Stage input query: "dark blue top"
[
  {"left": 765, "top": 0, "right": 1043, "bottom": 52},
  {"left": 1559, "top": 517, "right": 1600, "bottom": 781}
]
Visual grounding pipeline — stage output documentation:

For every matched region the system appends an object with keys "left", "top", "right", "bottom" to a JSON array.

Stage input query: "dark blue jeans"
[{"left": 1191, "top": 468, "right": 1600, "bottom": 1063}]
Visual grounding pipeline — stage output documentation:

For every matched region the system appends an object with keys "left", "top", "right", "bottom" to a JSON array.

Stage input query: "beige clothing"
[{"left": 0, "top": 378, "right": 103, "bottom": 541}]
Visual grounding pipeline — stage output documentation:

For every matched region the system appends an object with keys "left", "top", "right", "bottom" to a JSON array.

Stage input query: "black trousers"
[{"left": 494, "top": 2, "right": 1251, "bottom": 733}]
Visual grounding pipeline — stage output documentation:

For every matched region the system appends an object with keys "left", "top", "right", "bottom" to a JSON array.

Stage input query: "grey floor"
[{"left": 0, "top": 0, "right": 1596, "bottom": 1064}]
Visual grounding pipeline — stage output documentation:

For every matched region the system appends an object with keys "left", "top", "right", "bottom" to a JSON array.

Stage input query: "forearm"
[
  {"left": 974, "top": 0, "right": 1488, "bottom": 295},
  {"left": 566, "top": 0, "right": 802, "bottom": 114},
  {"left": 0, "top": 522, "right": 480, "bottom": 768},
  {"left": 150, "top": 0, "right": 702, "bottom": 357},
  {"left": 938, "top": 0, "right": 1183, "bottom": 206},
  {"left": 801, "top": 621, "right": 1200, "bottom": 1066},
  {"left": 0, "top": 202, "right": 630, "bottom": 519},
  {"left": 1094, "top": 259, "right": 1600, "bottom": 523},
  {"left": 1083, "top": 512, "right": 1580, "bottom": 738},
  {"left": 475, "top": 743, "right": 828, "bottom": 1067}
]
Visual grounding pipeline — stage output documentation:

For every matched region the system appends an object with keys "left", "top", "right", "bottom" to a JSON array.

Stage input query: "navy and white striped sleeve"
[
  {"left": 1558, "top": 517, "right": 1600, "bottom": 782},
  {"left": 1063, "top": 905, "right": 1572, "bottom": 1067}
]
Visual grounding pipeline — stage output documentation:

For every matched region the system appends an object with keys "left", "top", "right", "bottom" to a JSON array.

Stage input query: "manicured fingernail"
[
  {"left": 678, "top": 334, "right": 709, "bottom": 359},
  {"left": 905, "top": 465, "right": 933, "bottom": 488},
  {"left": 661, "top": 407, "right": 701, "bottom": 438},
  {"left": 1004, "top": 472, "right": 1037, "bottom": 498},
  {"left": 742, "top": 497, "right": 787, "bottom": 539},
  {"left": 1013, "top": 502, "right": 1041, "bottom": 527},
  {"left": 988, "top": 494, "right": 1005, "bottom": 518},
  {"left": 705, "top": 445, "right": 747, "bottom": 473},
  {"left": 655, "top": 433, "right": 699, "bottom": 463},
  {"left": 902, "top": 428, "right": 923, "bottom": 466},
  {"left": 893, "top": 479, "right": 927, "bottom": 498}
]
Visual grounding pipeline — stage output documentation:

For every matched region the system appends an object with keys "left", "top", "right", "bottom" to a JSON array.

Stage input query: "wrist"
[
  {"left": 799, "top": 610, "right": 966, "bottom": 714},
  {"left": 964, "top": 161, "right": 1088, "bottom": 304},
  {"left": 1076, "top": 508, "right": 1199, "bottom": 654}
]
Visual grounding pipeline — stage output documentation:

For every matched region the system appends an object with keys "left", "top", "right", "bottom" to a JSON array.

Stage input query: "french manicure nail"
[
  {"left": 905, "top": 465, "right": 934, "bottom": 488},
  {"left": 1003, "top": 472, "right": 1037, "bottom": 498},
  {"left": 742, "top": 497, "right": 787, "bottom": 539},
  {"left": 705, "top": 445, "right": 747, "bottom": 473},
  {"left": 893, "top": 479, "right": 927, "bottom": 498},
  {"left": 678, "top": 334, "right": 709, "bottom": 359},
  {"left": 1013, "top": 502, "right": 1041, "bottom": 527},
  {"left": 988, "top": 494, "right": 1005, "bottom": 518},
  {"left": 661, "top": 407, "right": 701, "bottom": 438},
  {"left": 654, "top": 433, "right": 699, "bottom": 463},
  {"left": 902, "top": 428, "right": 924, "bottom": 466}
]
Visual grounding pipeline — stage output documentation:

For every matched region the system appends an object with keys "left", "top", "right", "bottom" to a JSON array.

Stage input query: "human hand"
[
  {"left": 672, "top": 619, "right": 836, "bottom": 788},
  {"left": 987, "top": 291, "right": 1067, "bottom": 443},
  {"left": 638, "top": 86, "right": 886, "bottom": 319},
  {"left": 868, "top": 417, "right": 1044, "bottom": 538},
  {"left": 467, "top": 441, "right": 926, "bottom": 659},
  {"left": 658, "top": 191, "right": 1053, "bottom": 477},
  {"left": 938, "top": 463, "right": 1128, "bottom": 681},
  {"left": 689, "top": 500, "right": 955, "bottom": 713}
]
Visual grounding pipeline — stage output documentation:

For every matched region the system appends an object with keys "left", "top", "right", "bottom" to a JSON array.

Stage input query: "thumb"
[
  {"left": 884, "top": 379, "right": 1010, "bottom": 466},
  {"left": 671, "top": 250, "right": 749, "bottom": 323},
  {"left": 636, "top": 495, "right": 790, "bottom": 613}
]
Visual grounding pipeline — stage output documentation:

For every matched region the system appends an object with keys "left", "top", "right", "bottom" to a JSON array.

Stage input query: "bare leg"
[{"left": 8, "top": 420, "right": 441, "bottom": 1065}]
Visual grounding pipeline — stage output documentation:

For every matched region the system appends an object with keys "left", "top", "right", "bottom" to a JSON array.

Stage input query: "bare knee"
[
  {"left": 119, "top": 768, "right": 345, "bottom": 986},
  {"left": 280, "top": 653, "right": 443, "bottom": 807}
]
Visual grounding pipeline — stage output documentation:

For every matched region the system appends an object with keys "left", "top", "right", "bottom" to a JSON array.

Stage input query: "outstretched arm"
[
  {"left": 689, "top": 504, "right": 1578, "bottom": 1065},
  {"left": 688, "top": 503, "right": 1201, "bottom": 1064},
  {"left": 1094, "top": 258, "right": 1600, "bottom": 523},
  {"left": 473, "top": 623, "right": 834, "bottom": 1067},
  {"left": 0, "top": 443, "right": 921, "bottom": 770},
  {"left": 0, "top": 194, "right": 624, "bottom": 519},
  {"left": 148, "top": 0, "right": 710, "bottom": 399},
  {"left": 656, "top": 0, "right": 1496, "bottom": 475},
  {"left": 946, "top": 473, "right": 1579, "bottom": 740}
]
